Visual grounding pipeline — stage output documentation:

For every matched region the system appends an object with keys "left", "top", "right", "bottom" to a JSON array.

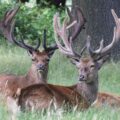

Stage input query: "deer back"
[
  {"left": 17, "top": 84, "right": 89, "bottom": 111},
  {"left": 92, "top": 92, "right": 120, "bottom": 108}
]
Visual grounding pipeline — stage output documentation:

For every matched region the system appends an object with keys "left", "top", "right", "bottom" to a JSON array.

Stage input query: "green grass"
[{"left": 0, "top": 45, "right": 120, "bottom": 120}]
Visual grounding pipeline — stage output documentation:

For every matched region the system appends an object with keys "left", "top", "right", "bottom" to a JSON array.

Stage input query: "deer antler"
[
  {"left": 0, "top": 5, "right": 20, "bottom": 42},
  {"left": 42, "top": 29, "right": 58, "bottom": 52},
  {"left": 53, "top": 7, "right": 86, "bottom": 59},
  {"left": 7, "top": 15, "right": 41, "bottom": 52},
  {"left": 11, "top": 32, "right": 41, "bottom": 52},
  {"left": 67, "top": 7, "right": 86, "bottom": 41},
  {"left": 86, "top": 9, "right": 120, "bottom": 60},
  {"left": 0, "top": 6, "right": 41, "bottom": 52}
]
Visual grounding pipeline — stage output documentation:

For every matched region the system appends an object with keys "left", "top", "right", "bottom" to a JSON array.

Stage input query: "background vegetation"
[{"left": 0, "top": 3, "right": 65, "bottom": 45}]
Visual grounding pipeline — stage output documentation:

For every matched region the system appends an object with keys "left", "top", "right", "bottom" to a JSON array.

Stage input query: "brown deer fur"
[
  {"left": 17, "top": 83, "right": 91, "bottom": 111},
  {"left": 92, "top": 92, "right": 120, "bottom": 108}
]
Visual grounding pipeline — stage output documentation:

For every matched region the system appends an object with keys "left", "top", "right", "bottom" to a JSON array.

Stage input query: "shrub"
[{"left": 0, "top": 3, "right": 65, "bottom": 45}]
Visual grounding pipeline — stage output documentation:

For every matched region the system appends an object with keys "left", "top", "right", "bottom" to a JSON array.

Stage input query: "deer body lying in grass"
[
  {"left": 0, "top": 6, "right": 58, "bottom": 98},
  {"left": 9, "top": 7, "right": 120, "bottom": 111},
  {"left": 92, "top": 92, "right": 120, "bottom": 108},
  {"left": 53, "top": 7, "right": 120, "bottom": 108},
  {"left": 54, "top": 8, "right": 120, "bottom": 108}
]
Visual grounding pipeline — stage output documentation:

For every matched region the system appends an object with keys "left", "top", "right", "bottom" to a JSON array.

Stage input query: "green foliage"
[
  {"left": 0, "top": 3, "right": 65, "bottom": 45},
  {"left": 36, "top": 0, "right": 52, "bottom": 7}
]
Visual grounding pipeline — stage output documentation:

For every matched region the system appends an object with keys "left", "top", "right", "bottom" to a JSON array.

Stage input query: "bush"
[{"left": 0, "top": 3, "right": 65, "bottom": 45}]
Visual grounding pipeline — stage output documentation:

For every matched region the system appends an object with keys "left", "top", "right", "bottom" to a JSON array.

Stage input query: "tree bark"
[
  {"left": 19, "top": 0, "right": 29, "bottom": 3},
  {"left": 72, "top": 0, "right": 120, "bottom": 59}
]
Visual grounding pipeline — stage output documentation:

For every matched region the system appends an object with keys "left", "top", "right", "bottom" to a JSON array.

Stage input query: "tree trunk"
[
  {"left": 72, "top": 0, "right": 120, "bottom": 59},
  {"left": 19, "top": 0, "right": 29, "bottom": 3}
]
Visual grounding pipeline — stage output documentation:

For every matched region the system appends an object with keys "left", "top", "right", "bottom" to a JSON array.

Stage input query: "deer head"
[
  {"left": 54, "top": 7, "right": 120, "bottom": 84},
  {"left": 0, "top": 6, "right": 58, "bottom": 74},
  {"left": 12, "top": 29, "right": 57, "bottom": 75},
  {"left": 28, "top": 30, "right": 58, "bottom": 72}
]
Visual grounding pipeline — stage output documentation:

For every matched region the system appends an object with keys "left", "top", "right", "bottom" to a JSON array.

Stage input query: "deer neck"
[
  {"left": 26, "top": 64, "right": 48, "bottom": 84},
  {"left": 76, "top": 77, "right": 98, "bottom": 105}
]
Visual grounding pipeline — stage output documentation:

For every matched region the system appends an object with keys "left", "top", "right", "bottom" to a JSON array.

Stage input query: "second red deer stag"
[
  {"left": 10, "top": 8, "right": 120, "bottom": 111},
  {"left": 93, "top": 92, "right": 120, "bottom": 108},
  {"left": 0, "top": 6, "right": 58, "bottom": 98}
]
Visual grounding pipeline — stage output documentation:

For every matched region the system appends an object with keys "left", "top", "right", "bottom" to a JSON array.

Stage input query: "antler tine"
[
  {"left": 43, "top": 29, "right": 47, "bottom": 50},
  {"left": 0, "top": 5, "right": 20, "bottom": 42},
  {"left": 100, "top": 9, "right": 120, "bottom": 54},
  {"left": 87, "top": 36, "right": 104, "bottom": 57},
  {"left": 34, "top": 38, "right": 41, "bottom": 50},
  {"left": 54, "top": 12, "right": 82, "bottom": 58},
  {"left": 111, "top": 9, "right": 120, "bottom": 30},
  {"left": 101, "top": 10, "right": 120, "bottom": 54},
  {"left": 54, "top": 13, "right": 74, "bottom": 57},
  {"left": 55, "top": 13, "right": 70, "bottom": 49},
  {"left": 4, "top": 6, "right": 20, "bottom": 26},
  {"left": 8, "top": 16, "right": 40, "bottom": 51},
  {"left": 0, "top": 6, "right": 41, "bottom": 51},
  {"left": 45, "top": 44, "right": 58, "bottom": 51},
  {"left": 3, "top": 10, "right": 13, "bottom": 26},
  {"left": 42, "top": 29, "right": 58, "bottom": 52},
  {"left": 11, "top": 27, "right": 41, "bottom": 51},
  {"left": 87, "top": 9, "right": 120, "bottom": 60},
  {"left": 20, "top": 37, "right": 41, "bottom": 51},
  {"left": 100, "top": 28, "right": 116, "bottom": 55},
  {"left": 67, "top": 6, "right": 86, "bottom": 41}
]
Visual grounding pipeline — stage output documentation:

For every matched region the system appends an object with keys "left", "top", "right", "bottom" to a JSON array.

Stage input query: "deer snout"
[
  {"left": 79, "top": 74, "right": 86, "bottom": 81},
  {"left": 36, "top": 64, "right": 45, "bottom": 71}
]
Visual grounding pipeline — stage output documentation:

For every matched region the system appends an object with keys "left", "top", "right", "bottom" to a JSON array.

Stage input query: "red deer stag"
[
  {"left": 11, "top": 7, "right": 120, "bottom": 111},
  {"left": 0, "top": 6, "right": 58, "bottom": 98},
  {"left": 53, "top": 7, "right": 120, "bottom": 108},
  {"left": 53, "top": 8, "right": 120, "bottom": 108},
  {"left": 54, "top": 7, "right": 120, "bottom": 107}
]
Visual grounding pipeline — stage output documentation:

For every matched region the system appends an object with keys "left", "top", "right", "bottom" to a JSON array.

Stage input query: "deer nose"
[
  {"left": 37, "top": 64, "right": 45, "bottom": 70},
  {"left": 79, "top": 75, "right": 85, "bottom": 81}
]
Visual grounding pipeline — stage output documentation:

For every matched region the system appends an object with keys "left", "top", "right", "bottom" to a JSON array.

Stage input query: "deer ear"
[
  {"left": 70, "top": 58, "right": 80, "bottom": 66},
  {"left": 97, "top": 55, "right": 110, "bottom": 69},
  {"left": 27, "top": 50, "right": 33, "bottom": 57},
  {"left": 47, "top": 50, "right": 56, "bottom": 58}
]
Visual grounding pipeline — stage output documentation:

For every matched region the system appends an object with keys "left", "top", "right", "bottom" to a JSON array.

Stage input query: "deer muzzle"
[
  {"left": 79, "top": 74, "right": 87, "bottom": 81},
  {"left": 36, "top": 64, "right": 45, "bottom": 71}
]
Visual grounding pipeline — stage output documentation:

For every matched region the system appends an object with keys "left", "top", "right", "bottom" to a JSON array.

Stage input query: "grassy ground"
[{"left": 0, "top": 45, "right": 120, "bottom": 120}]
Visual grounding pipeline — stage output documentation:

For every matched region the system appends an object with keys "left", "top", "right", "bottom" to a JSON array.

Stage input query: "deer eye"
[
  {"left": 90, "top": 65, "right": 95, "bottom": 68},
  {"left": 32, "top": 58, "right": 37, "bottom": 62},
  {"left": 46, "top": 58, "right": 50, "bottom": 62}
]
